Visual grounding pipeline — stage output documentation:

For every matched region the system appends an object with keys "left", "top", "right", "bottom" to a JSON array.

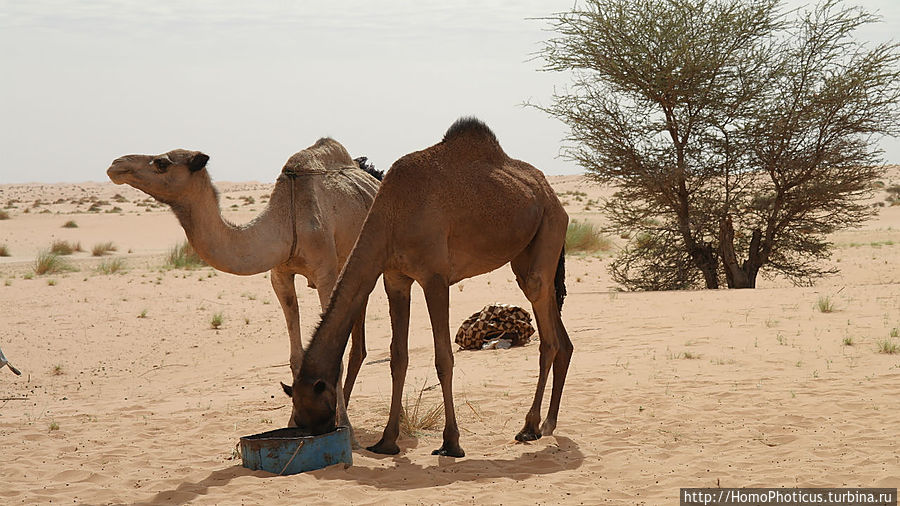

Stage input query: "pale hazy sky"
[{"left": 1, "top": 0, "right": 898, "bottom": 184}]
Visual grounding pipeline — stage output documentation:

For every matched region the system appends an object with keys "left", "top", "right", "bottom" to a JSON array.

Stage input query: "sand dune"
[{"left": 1, "top": 175, "right": 898, "bottom": 504}]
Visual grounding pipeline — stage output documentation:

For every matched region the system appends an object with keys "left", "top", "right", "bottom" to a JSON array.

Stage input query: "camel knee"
[
  {"left": 559, "top": 337, "right": 573, "bottom": 357},
  {"left": 389, "top": 347, "right": 408, "bottom": 378},
  {"left": 434, "top": 355, "right": 454, "bottom": 383},
  {"left": 349, "top": 334, "right": 367, "bottom": 361},
  {"left": 539, "top": 338, "right": 559, "bottom": 355}
]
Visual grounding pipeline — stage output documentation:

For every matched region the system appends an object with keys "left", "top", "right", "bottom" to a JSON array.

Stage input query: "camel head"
[
  {"left": 280, "top": 378, "right": 337, "bottom": 435},
  {"left": 106, "top": 149, "right": 210, "bottom": 204}
]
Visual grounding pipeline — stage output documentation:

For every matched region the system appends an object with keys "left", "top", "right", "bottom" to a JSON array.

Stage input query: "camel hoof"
[
  {"left": 366, "top": 441, "right": 400, "bottom": 455},
  {"left": 515, "top": 429, "right": 542, "bottom": 442},
  {"left": 431, "top": 445, "right": 465, "bottom": 458},
  {"left": 540, "top": 420, "right": 556, "bottom": 436}
]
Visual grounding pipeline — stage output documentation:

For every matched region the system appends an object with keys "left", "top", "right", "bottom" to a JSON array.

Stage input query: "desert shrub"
[
  {"left": 34, "top": 250, "right": 77, "bottom": 275},
  {"left": 210, "top": 312, "right": 224, "bottom": 329},
  {"left": 0, "top": 210, "right": 10, "bottom": 220},
  {"left": 565, "top": 220, "right": 612, "bottom": 253},
  {"left": 0, "top": 244, "right": 9, "bottom": 257},
  {"left": 62, "top": 220, "right": 78, "bottom": 228},
  {"left": 166, "top": 241, "right": 206, "bottom": 269},
  {"left": 91, "top": 242, "right": 117, "bottom": 256}
]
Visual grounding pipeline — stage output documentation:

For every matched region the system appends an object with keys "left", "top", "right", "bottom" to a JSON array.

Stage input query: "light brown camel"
[
  {"left": 106, "top": 139, "right": 381, "bottom": 411},
  {"left": 282, "top": 118, "right": 571, "bottom": 457}
]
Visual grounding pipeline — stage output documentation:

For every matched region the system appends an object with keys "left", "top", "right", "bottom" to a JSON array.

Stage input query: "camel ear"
[
  {"left": 189, "top": 152, "right": 209, "bottom": 172},
  {"left": 313, "top": 379, "right": 327, "bottom": 395},
  {"left": 280, "top": 381, "right": 293, "bottom": 397}
]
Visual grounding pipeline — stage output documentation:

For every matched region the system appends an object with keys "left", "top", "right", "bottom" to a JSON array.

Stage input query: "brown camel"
[
  {"left": 282, "top": 118, "right": 571, "bottom": 457},
  {"left": 106, "top": 138, "right": 381, "bottom": 413}
]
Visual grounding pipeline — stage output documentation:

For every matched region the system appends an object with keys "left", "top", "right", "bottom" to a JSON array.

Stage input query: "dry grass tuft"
[
  {"left": 565, "top": 220, "right": 612, "bottom": 254},
  {"left": 877, "top": 339, "right": 899, "bottom": 354},
  {"left": 91, "top": 242, "right": 117, "bottom": 256},
  {"left": 400, "top": 380, "right": 444, "bottom": 437},
  {"left": 166, "top": 241, "right": 206, "bottom": 269},
  {"left": 34, "top": 250, "right": 77, "bottom": 275},
  {"left": 210, "top": 312, "right": 224, "bottom": 329},
  {"left": 50, "top": 240, "right": 82, "bottom": 255},
  {"left": 816, "top": 295, "right": 836, "bottom": 313},
  {"left": 96, "top": 258, "right": 125, "bottom": 274},
  {"left": 62, "top": 220, "right": 78, "bottom": 228},
  {"left": 0, "top": 210, "right": 10, "bottom": 220},
  {"left": 0, "top": 244, "right": 9, "bottom": 257}
]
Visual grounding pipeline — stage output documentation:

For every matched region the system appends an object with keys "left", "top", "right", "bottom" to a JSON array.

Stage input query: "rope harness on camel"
[{"left": 280, "top": 165, "right": 371, "bottom": 264}]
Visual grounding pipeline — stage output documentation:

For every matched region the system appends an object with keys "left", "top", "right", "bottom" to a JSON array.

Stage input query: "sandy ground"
[{"left": 1, "top": 173, "right": 899, "bottom": 505}]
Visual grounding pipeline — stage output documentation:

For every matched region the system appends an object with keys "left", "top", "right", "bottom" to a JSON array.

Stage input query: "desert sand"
[{"left": 1, "top": 173, "right": 898, "bottom": 505}]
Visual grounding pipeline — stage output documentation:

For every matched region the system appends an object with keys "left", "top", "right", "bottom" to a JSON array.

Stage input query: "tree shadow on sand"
[{"left": 131, "top": 436, "right": 583, "bottom": 503}]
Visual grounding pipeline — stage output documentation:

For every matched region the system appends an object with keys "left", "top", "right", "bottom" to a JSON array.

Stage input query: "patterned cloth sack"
[{"left": 455, "top": 304, "right": 536, "bottom": 350}]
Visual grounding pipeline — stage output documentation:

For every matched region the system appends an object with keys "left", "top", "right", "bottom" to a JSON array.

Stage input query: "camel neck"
[
  {"left": 300, "top": 210, "right": 389, "bottom": 384},
  {"left": 170, "top": 174, "right": 293, "bottom": 275}
]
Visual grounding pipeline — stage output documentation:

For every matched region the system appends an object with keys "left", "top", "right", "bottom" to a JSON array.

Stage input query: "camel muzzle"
[{"left": 106, "top": 166, "right": 130, "bottom": 184}]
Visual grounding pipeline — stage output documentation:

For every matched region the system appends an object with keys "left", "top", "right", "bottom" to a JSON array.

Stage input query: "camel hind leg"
[
  {"left": 539, "top": 303, "right": 572, "bottom": 436},
  {"left": 511, "top": 212, "right": 572, "bottom": 442}
]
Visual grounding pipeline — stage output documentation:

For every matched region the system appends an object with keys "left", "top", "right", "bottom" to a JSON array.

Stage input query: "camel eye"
[{"left": 153, "top": 157, "right": 173, "bottom": 173}]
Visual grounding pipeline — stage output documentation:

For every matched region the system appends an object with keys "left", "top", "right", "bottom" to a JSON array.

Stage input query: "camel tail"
[
  {"left": 555, "top": 246, "right": 567, "bottom": 312},
  {"left": 354, "top": 157, "right": 384, "bottom": 181}
]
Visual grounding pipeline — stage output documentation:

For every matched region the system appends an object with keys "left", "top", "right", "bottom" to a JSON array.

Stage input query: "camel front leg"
[
  {"left": 343, "top": 304, "right": 367, "bottom": 406},
  {"left": 270, "top": 268, "right": 302, "bottom": 378},
  {"left": 367, "top": 272, "right": 413, "bottom": 455},
  {"left": 423, "top": 275, "right": 464, "bottom": 458}
]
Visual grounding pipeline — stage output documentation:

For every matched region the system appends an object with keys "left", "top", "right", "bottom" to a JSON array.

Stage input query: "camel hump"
[
  {"left": 282, "top": 137, "right": 355, "bottom": 174},
  {"left": 442, "top": 117, "right": 499, "bottom": 146}
]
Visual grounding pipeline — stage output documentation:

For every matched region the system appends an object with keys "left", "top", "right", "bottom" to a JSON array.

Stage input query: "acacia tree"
[{"left": 536, "top": 0, "right": 900, "bottom": 289}]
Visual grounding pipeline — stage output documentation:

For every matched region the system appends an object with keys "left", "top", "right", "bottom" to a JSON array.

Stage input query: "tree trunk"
[
  {"left": 719, "top": 216, "right": 762, "bottom": 289},
  {"left": 689, "top": 243, "right": 720, "bottom": 289}
]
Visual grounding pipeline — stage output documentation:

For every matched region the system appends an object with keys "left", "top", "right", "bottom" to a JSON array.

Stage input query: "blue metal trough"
[{"left": 240, "top": 426, "right": 352, "bottom": 475}]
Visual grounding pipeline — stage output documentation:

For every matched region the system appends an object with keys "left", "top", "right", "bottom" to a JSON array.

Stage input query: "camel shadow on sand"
[
  {"left": 131, "top": 436, "right": 583, "bottom": 503},
  {"left": 323, "top": 435, "right": 585, "bottom": 491}
]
